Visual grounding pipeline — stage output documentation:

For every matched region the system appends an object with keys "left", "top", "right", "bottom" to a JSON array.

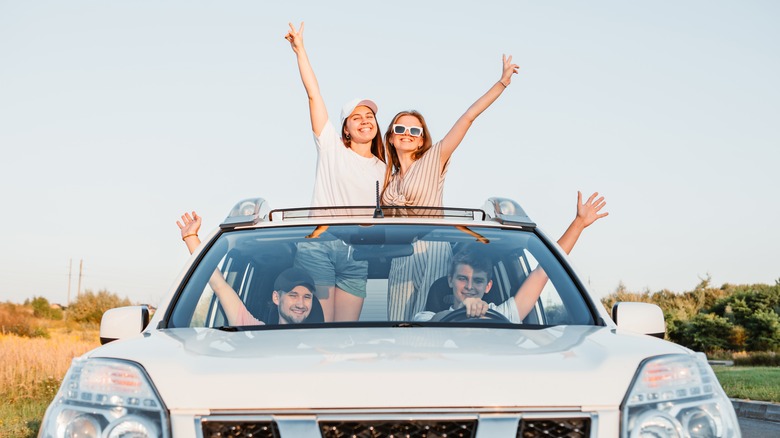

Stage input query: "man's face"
[
  {"left": 448, "top": 263, "right": 493, "bottom": 308},
  {"left": 273, "top": 285, "right": 313, "bottom": 324}
]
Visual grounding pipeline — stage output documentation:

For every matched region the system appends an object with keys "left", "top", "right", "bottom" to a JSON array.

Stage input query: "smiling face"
[
  {"left": 272, "top": 285, "right": 313, "bottom": 324},
  {"left": 448, "top": 263, "right": 493, "bottom": 309},
  {"left": 343, "top": 105, "right": 378, "bottom": 145},
  {"left": 389, "top": 114, "right": 425, "bottom": 153}
]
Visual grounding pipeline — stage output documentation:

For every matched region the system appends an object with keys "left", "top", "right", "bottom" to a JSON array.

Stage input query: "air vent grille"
[{"left": 518, "top": 418, "right": 590, "bottom": 438}]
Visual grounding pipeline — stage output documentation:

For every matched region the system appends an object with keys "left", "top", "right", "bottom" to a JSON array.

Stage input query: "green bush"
[
  {"left": 705, "top": 349, "right": 734, "bottom": 361},
  {"left": 30, "top": 296, "right": 63, "bottom": 320},
  {"left": 0, "top": 302, "right": 50, "bottom": 338},
  {"left": 743, "top": 310, "right": 780, "bottom": 351},
  {"left": 66, "top": 290, "right": 132, "bottom": 324},
  {"left": 2, "top": 324, "right": 50, "bottom": 339},
  {"left": 733, "top": 352, "right": 780, "bottom": 366},
  {"left": 603, "top": 281, "right": 780, "bottom": 353},
  {"left": 669, "top": 313, "right": 735, "bottom": 352}
]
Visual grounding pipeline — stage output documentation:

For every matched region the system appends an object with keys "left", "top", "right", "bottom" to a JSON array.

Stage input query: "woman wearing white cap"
[
  {"left": 285, "top": 22, "right": 386, "bottom": 322},
  {"left": 381, "top": 55, "right": 520, "bottom": 320}
]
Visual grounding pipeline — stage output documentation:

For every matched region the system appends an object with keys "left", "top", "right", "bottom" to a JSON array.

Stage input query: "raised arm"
[
  {"left": 285, "top": 22, "right": 329, "bottom": 136},
  {"left": 513, "top": 192, "right": 609, "bottom": 319},
  {"left": 439, "top": 54, "right": 519, "bottom": 166},
  {"left": 557, "top": 191, "right": 608, "bottom": 254},
  {"left": 177, "top": 212, "right": 259, "bottom": 326}
]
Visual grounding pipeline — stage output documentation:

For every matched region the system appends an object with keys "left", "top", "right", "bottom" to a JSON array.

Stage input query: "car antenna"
[{"left": 373, "top": 180, "right": 384, "bottom": 218}]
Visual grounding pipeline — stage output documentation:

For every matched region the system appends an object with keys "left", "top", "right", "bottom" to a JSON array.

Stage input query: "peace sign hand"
[
  {"left": 284, "top": 22, "right": 305, "bottom": 54},
  {"left": 500, "top": 54, "right": 520, "bottom": 86}
]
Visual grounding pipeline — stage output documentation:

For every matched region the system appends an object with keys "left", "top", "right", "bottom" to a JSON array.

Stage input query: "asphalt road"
[{"left": 739, "top": 417, "right": 780, "bottom": 437}]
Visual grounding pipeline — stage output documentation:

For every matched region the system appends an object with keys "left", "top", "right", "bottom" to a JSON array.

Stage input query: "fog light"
[
  {"left": 681, "top": 409, "right": 717, "bottom": 438},
  {"left": 107, "top": 415, "right": 158, "bottom": 438},
  {"left": 630, "top": 409, "right": 683, "bottom": 438},
  {"left": 63, "top": 414, "right": 101, "bottom": 438}
]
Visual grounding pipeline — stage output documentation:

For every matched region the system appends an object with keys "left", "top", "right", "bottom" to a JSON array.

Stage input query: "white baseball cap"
[{"left": 340, "top": 98, "right": 378, "bottom": 127}]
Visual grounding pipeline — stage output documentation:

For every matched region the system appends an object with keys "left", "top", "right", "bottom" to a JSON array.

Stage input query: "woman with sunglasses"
[
  {"left": 382, "top": 55, "right": 519, "bottom": 320},
  {"left": 285, "top": 22, "right": 387, "bottom": 323}
]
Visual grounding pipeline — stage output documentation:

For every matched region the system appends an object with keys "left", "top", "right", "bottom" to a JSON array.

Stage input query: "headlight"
[
  {"left": 38, "top": 358, "right": 169, "bottom": 438},
  {"left": 622, "top": 353, "right": 740, "bottom": 438}
]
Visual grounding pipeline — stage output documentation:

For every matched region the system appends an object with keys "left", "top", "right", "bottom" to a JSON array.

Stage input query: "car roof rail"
[
  {"left": 268, "top": 205, "right": 486, "bottom": 221},
  {"left": 220, "top": 198, "right": 270, "bottom": 229},
  {"left": 220, "top": 198, "right": 532, "bottom": 228},
  {"left": 482, "top": 197, "right": 536, "bottom": 227}
]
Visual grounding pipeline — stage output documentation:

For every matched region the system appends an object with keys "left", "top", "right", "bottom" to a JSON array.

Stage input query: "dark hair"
[
  {"left": 449, "top": 244, "right": 493, "bottom": 280},
  {"left": 341, "top": 109, "right": 386, "bottom": 163}
]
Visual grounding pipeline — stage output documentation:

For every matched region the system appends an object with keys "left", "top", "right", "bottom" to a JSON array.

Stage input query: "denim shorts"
[{"left": 294, "top": 240, "right": 368, "bottom": 298}]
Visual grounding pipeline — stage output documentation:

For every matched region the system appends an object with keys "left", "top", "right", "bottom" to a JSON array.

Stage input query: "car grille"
[
  {"left": 200, "top": 416, "right": 591, "bottom": 438},
  {"left": 518, "top": 418, "right": 590, "bottom": 438},
  {"left": 201, "top": 420, "right": 278, "bottom": 438},
  {"left": 320, "top": 419, "right": 477, "bottom": 437}
]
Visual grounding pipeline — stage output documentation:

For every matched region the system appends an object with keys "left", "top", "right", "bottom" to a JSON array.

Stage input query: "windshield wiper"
[{"left": 215, "top": 325, "right": 238, "bottom": 332}]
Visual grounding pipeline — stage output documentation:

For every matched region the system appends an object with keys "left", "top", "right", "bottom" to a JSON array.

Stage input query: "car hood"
[{"left": 92, "top": 325, "right": 688, "bottom": 411}]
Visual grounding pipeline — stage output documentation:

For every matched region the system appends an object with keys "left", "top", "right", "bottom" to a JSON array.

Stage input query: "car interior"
[{"left": 168, "top": 224, "right": 595, "bottom": 329}]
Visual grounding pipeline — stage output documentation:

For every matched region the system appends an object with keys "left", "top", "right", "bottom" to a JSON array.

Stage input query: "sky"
[{"left": 1, "top": 1, "right": 778, "bottom": 306}]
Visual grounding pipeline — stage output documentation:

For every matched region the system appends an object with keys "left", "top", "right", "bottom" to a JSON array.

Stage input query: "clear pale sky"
[{"left": 1, "top": 1, "right": 778, "bottom": 306}]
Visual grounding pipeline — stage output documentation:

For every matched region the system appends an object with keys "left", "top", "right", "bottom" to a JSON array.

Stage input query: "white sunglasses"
[{"left": 392, "top": 124, "right": 424, "bottom": 137}]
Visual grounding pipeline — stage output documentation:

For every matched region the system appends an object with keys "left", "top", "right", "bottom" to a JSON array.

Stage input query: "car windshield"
[{"left": 167, "top": 224, "right": 596, "bottom": 329}]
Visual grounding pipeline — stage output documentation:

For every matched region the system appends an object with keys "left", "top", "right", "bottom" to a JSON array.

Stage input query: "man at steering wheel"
[
  {"left": 414, "top": 191, "right": 609, "bottom": 323},
  {"left": 421, "top": 247, "right": 520, "bottom": 322}
]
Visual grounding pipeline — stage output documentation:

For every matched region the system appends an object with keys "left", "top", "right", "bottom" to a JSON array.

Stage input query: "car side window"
[
  {"left": 190, "top": 286, "right": 215, "bottom": 327},
  {"left": 518, "top": 245, "right": 592, "bottom": 325}
]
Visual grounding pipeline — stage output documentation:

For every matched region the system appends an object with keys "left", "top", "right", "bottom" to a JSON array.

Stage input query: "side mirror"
[
  {"left": 611, "top": 302, "right": 665, "bottom": 338},
  {"left": 100, "top": 305, "right": 150, "bottom": 344}
]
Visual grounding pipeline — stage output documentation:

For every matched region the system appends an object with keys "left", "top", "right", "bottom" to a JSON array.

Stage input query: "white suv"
[{"left": 39, "top": 198, "right": 741, "bottom": 437}]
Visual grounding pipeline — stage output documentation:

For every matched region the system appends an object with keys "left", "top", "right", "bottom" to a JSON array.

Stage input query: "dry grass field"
[{"left": 0, "top": 329, "right": 99, "bottom": 437}]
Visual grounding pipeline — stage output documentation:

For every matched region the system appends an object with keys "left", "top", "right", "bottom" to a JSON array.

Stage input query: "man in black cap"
[
  {"left": 202, "top": 265, "right": 316, "bottom": 326},
  {"left": 270, "top": 267, "right": 316, "bottom": 325}
]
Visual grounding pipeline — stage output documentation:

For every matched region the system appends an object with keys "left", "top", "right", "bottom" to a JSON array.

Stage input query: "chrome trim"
[
  {"left": 275, "top": 415, "right": 320, "bottom": 436},
  {"left": 475, "top": 414, "right": 521, "bottom": 438}
]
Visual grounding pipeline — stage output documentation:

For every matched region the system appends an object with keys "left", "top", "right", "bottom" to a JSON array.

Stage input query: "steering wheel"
[{"left": 438, "top": 307, "right": 512, "bottom": 323}]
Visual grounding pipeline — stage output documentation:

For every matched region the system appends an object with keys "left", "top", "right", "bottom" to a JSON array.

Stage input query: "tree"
[
  {"left": 669, "top": 313, "right": 735, "bottom": 352},
  {"left": 729, "top": 325, "right": 748, "bottom": 350},
  {"left": 707, "top": 284, "right": 780, "bottom": 350},
  {"left": 600, "top": 282, "right": 652, "bottom": 314},
  {"left": 67, "top": 290, "right": 132, "bottom": 324},
  {"left": 601, "top": 281, "right": 780, "bottom": 352},
  {"left": 30, "top": 296, "right": 63, "bottom": 320},
  {"left": 743, "top": 310, "right": 780, "bottom": 351}
]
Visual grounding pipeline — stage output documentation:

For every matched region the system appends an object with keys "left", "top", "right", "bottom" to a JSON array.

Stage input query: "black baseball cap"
[{"left": 273, "top": 267, "right": 315, "bottom": 293}]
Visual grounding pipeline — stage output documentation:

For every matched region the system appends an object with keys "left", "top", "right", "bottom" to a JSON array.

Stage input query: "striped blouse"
[
  {"left": 381, "top": 141, "right": 453, "bottom": 320},
  {"left": 381, "top": 141, "right": 449, "bottom": 209}
]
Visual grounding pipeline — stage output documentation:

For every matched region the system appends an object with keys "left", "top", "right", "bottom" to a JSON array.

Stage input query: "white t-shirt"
[
  {"left": 414, "top": 299, "right": 523, "bottom": 324},
  {"left": 311, "top": 121, "right": 386, "bottom": 207}
]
